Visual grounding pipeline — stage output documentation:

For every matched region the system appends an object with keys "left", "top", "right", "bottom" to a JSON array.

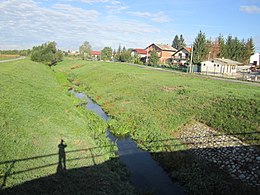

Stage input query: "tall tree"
[
  {"left": 79, "top": 41, "right": 92, "bottom": 60},
  {"left": 148, "top": 49, "right": 159, "bottom": 66},
  {"left": 172, "top": 35, "right": 179, "bottom": 49},
  {"left": 244, "top": 37, "right": 255, "bottom": 63},
  {"left": 101, "top": 47, "right": 113, "bottom": 61},
  {"left": 172, "top": 34, "right": 186, "bottom": 50},
  {"left": 179, "top": 34, "right": 186, "bottom": 49},
  {"left": 218, "top": 34, "right": 226, "bottom": 58},
  {"left": 193, "top": 31, "right": 209, "bottom": 64}
]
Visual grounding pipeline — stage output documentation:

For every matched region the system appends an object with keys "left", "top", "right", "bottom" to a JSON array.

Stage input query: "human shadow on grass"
[
  {"left": 57, "top": 139, "right": 67, "bottom": 173},
  {"left": 0, "top": 133, "right": 259, "bottom": 195}
]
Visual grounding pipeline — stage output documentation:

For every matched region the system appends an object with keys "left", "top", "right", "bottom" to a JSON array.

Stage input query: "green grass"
[
  {"left": 54, "top": 58, "right": 260, "bottom": 150},
  {"left": 0, "top": 59, "right": 135, "bottom": 193}
]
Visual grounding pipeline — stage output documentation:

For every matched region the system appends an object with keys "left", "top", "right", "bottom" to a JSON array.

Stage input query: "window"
[
  {"left": 217, "top": 64, "right": 219, "bottom": 67},
  {"left": 203, "top": 64, "right": 206, "bottom": 66}
]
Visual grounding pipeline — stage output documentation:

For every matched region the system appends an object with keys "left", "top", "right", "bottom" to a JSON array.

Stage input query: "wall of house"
[
  {"left": 173, "top": 50, "right": 189, "bottom": 60},
  {"left": 250, "top": 53, "right": 260, "bottom": 65},
  {"left": 160, "top": 51, "right": 175, "bottom": 63},
  {"left": 201, "top": 61, "right": 237, "bottom": 75}
]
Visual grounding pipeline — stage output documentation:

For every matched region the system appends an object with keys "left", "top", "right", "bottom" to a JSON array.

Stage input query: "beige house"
[
  {"left": 146, "top": 43, "right": 177, "bottom": 63},
  {"left": 201, "top": 58, "right": 243, "bottom": 75}
]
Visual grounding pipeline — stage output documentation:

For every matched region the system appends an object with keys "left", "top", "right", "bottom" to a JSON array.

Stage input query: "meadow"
[
  {"left": 54, "top": 58, "right": 260, "bottom": 151},
  {"left": 0, "top": 58, "right": 135, "bottom": 194}
]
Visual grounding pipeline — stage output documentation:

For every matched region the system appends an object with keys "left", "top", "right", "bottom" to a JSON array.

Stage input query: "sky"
[{"left": 0, "top": 0, "right": 260, "bottom": 51}]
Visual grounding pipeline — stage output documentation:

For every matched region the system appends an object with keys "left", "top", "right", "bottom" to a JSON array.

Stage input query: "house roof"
[
  {"left": 186, "top": 47, "right": 191, "bottom": 52},
  {"left": 172, "top": 47, "right": 191, "bottom": 56},
  {"left": 214, "top": 58, "right": 243, "bottom": 66},
  {"left": 91, "top": 51, "right": 101, "bottom": 55},
  {"left": 147, "top": 43, "right": 177, "bottom": 52},
  {"left": 133, "top": 49, "right": 147, "bottom": 55}
]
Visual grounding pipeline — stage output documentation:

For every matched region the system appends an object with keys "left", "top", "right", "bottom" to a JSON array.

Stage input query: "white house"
[
  {"left": 201, "top": 58, "right": 243, "bottom": 75},
  {"left": 172, "top": 47, "right": 191, "bottom": 65},
  {"left": 250, "top": 53, "right": 260, "bottom": 65}
]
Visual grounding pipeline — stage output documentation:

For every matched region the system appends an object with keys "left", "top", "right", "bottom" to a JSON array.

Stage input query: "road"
[
  {"left": 127, "top": 63, "right": 260, "bottom": 87},
  {"left": 0, "top": 56, "right": 26, "bottom": 63}
]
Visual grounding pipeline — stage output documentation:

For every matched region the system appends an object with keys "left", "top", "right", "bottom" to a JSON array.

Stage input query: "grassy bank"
[
  {"left": 54, "top": 59, "right": 260, "bottom": 149},
  {"left": 0, "top": 59, "right": 135, "bottom": 194}
]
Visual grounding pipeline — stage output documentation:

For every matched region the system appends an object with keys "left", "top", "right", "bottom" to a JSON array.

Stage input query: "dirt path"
[
  {"left": 0, "top": 56, "right": 26, "bottom": 63},
  {"left": 126, "top": 63, "right": 260, "bottom": 87}
]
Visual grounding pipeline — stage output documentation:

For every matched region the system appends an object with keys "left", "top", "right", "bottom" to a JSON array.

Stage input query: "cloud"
[
  {"left": 0, "top": 0, "right": 161, "bottom": 50},
  {"left": 240, "top": 5, "right": 260, "bottom": 14},
  {"left": 128, "top": 11, "right": 171, "bottom": 23}
]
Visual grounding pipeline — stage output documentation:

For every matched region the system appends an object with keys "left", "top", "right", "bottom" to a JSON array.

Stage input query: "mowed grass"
[
  {"left": 0, "top": 59, "right": 135, "bottom": 194},
  {"left": 54, "top": 58, "right": 260, "bottom": 150},
  {"left": 0, "top": 54, "right": 20, "bottom": 61}
]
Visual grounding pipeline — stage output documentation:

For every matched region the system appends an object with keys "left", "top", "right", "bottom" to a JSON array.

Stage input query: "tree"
[
  {"left": 244, "top": 37, "right": 255, "bottom": 63},
  {"left": 172, "top": 34, "right": 186, "bottom": 49},
  {"left": 101, "top": 47, "right": 113, "bottom": 61},
  {"left": 148, "top": 49, "right": 159, "bottom": 66},
  {"left": 172, "top": 35, "right": 179, "bottom": 49},
  {"left": 179, "top": 34, "right": 186, "bottom": 48},
  {"left": 193, "top": 31, "right": 209, "bottom": 64},
  {"left": 31, "top": 41, "right": 63, "bottom": 66},
  {"left": 79, "top": 41, "right": 92, "bottom": 60}
]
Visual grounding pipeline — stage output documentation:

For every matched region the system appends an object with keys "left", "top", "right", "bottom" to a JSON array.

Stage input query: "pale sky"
[{"left": 0, "top": 0, "right": 260, "bottom": 51}]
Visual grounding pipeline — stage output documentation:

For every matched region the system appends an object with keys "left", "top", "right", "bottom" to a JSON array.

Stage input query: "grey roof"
[
  {"left": 147, "top": 43, "right": 177, "bottom": 51},
  {"left": 214, "top": 58, "right": 243, "bottom": 66}
]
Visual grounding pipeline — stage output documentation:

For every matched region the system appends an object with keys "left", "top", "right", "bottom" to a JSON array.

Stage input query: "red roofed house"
[
  {"left": 91, "top": 51, "right": 101, "bottom": 60},
  {"left": 146, "top": 43, "right": 177, "bottom": 64},
  {"left": 172, "top": 47, "right": 191, "bottom": 65},
  {"left": 131, "top": 48, "right": 147, "bottom": 63}
]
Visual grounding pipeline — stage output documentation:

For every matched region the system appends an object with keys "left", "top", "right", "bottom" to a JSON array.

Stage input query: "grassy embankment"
[
  {"left": 55, "top": 58, "right": 260, "bottom": 149},
  {"left": 54, "top": 58, "right": 260, "bottom": 194},
  {"left": 0, "top": 58, "right": 135, "bottom": 194},
  {"left": 0, "top": 55, "right": 20, "bottom": 61}
]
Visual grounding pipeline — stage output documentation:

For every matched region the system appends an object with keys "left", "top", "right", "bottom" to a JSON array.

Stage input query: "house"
[
  {"left": 200, "top": 58, "right": 243, "bottom": 75},
  {"left": 91, "top": 51, "right": 101, "bottom": 60},
  {"left": 250, "top": 53, "right": 260, "bottom": 65},
  {"left": 68, "top": 50, "right": 80, "bottom": 56},
  {"left": 131, "top": 48, "right": 147, "bottom": 63},
  {"left": 172, "top": 47, "right": 191, "bottom": 65},
  {"left": 146, "top": 43, "right": 177, "bottom": 63}
]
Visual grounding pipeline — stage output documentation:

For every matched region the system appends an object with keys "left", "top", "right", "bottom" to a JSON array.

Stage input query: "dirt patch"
[
  {"left": 70, "top": 64, "right": 83, "bottom": 70},
  {"left": 162, "top": 85, "right": 184, "bottom": 92}
]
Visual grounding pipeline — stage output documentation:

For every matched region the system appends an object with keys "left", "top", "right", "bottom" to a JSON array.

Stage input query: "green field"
[
  {"left": 0, "top": 59, "right": 135, "bottom": 194},
  {"left": 54, "top": 58, "right": 260, "bottom": 150}
]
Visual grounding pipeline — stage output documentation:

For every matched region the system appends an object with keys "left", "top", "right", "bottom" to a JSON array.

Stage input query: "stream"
[{"left": 72, "top": 90, "right": 185, "bottom": 195}]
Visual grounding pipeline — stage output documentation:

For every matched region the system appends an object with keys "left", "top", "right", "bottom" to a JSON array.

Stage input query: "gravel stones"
[{"left": 179, "top": 122, "right": 260, "bottom": 187}]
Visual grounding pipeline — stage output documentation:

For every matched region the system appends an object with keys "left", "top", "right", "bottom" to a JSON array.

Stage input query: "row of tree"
[
  {"left": 0, "top": 49, "right": 31, "bottom": 56},
  {"left": 172, "top": 32, "right": 255, "bottom": 64},
  {"left": 31, "top": 42, "right": 63, "bottom": 66}
]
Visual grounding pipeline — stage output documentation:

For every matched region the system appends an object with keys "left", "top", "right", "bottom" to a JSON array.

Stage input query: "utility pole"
[{"left": 189, "top": 44, "right": 193, "bottom": 73}]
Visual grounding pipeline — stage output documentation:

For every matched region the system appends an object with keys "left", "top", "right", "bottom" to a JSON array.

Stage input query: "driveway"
[{"left": 0, "top": 56, "right": 26, "bottom": 63}]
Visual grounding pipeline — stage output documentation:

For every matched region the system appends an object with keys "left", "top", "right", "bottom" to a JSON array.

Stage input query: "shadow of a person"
[{"left": 57, "top": 139, "right": 67, "bottom": 173}]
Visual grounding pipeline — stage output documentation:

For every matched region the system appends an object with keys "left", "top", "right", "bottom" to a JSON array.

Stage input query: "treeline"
[
  {"left": 31, "top": 42, "right": 63, "bottom": 66},
  {"left": 208, "top": 35, "right": 254, "bottom": 63},
  {"left": 172, "top": 32, "right": 255, "bottom": 64},
  {"left": 0, "top": 49, "right": 31, "bottom": 56}
]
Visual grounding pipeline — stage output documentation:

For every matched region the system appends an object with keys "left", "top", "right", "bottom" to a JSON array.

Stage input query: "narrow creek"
[{"left": 72, "top": 90, "right": 185, "bottom": 195}]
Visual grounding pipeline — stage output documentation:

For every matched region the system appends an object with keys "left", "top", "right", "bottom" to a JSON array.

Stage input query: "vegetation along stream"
[{"left": 71, "top": 90, "right": 185, "bottom": 195}]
